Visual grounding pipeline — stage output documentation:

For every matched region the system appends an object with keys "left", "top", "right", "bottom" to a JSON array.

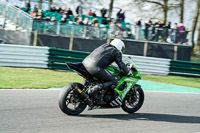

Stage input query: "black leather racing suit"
[{"left": 82, "top": 43, "right": 129, "bottom": 89}]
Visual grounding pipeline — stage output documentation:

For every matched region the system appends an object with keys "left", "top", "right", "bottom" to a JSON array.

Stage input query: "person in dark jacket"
[
  {"left": 82, "top": 39, "right": 132, "bottom": 102},
  {"left": 25, "top": 0, "right": 31, "bottom": 12},
  {"left": 100, "top": 7, "right": 107, "bottom": 18},
  {"left": 76, "top": 3, "right": 83, "bottom": 16}
]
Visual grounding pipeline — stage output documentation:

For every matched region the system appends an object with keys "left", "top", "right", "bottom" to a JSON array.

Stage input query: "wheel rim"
[
  {"left": 65, "top": 89, "right": 84, "bottom": 111},
  {"left": 124, "top": 90, "right": 140, "bottom": 109}
]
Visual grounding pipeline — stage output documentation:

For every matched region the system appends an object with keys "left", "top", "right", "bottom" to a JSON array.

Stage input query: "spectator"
[
  {"left": 151, "top": 19, "right": 160, "bottom": 41},
  {"left": 25, "top": 0, "right": 31, "bottom": 12},
  {"left": 62, "top": 14, "right": 67, "bottom": 21},
  {"left": 106, "top": 18, "right": 112, "bottom": 24},
  {"left": 144, "top": 18, "right": 152, "bottom": 40},
  {"left": 30, "top": 10, "right": 35, "bottom": 17},
  {"left": 92, "top": 11, "right": 97, "bottom": 17},
  {"left": 34, "top": 5, "right": 38, "bottom": 12},
  {"left": 57, "top": 6, "right": 62, "bottom": 13},
  {"left": 50, "top": 16, "right": 56, "bottom": 22},
  {"left": 94, "top": 23, "right": 99, "bottom": 27},
  {"left": 171, "top": 23, "right": 178, "bottom": 43},
  {"left": 77, "top": 18, "right": 84, "bottom": 25},
  {"left": 45, "top": 16, "right": 50, "bottom": 21},
  {"left": 155, "top": 20, "right": 165, "bottom": 41},
  {"left": 63, "top": 10, "right": 70, "bottom": 19},
  {"left": 83, "top": 18, "right": 89, "bottom": 26},
  {"left": 76, "top": 3, "right": 83, "bottom": 16},
  {"left": 101, "top": 18, "right": 108, "bottom": 25},
  {"left": 86, "top": 10, "right": 93, "bottom": 16},
  {"left": 135, "top": 18, "right": 142, "bottom": 40},
  {"left": 117, "top": 9, "right": 122, "bottom": 18},
  {"left": 36, "top": 10, "right": 44, "bottom": 19},
  {"left": 100, "top": 7, "right": 107, "bottom": 18},
  {"left": 59, "top": 7, "right": 65, "bottom": 14},
  {"left": 135, "top": 18, "right": 142, "bottom": 26},
  {"left": 60, "top": 17, "right": 67, "bottom": 24},
  {"left": 68, "top": 20, "right": 73, "bottom": 24},
  {"left": 109, "top": 19, "right": 123, "bottom": 38},
  {"left": 74, "top": 15, "right": 79, "bottom": 23},
  {"left": 68, "top": 8, "right": 73, "bottom": 16},
  {"left": 125, "top": 25, "right": 133, "bottom": 39},
  {"left": 117, "top": 9, "right": 125, "bottom": 22},
  {"left": 177, "top": 23, "right": 186, "bottom": 44},
  {"left": 164, "top": 21, "right": 171, "bottom": 42},
  {"left": 32, "top": 12, "right": 37, "bottom": 19},
  {"left": 50, "top": 5, "right": 57, "bottom": 12},
  {"left": 166, "top": 22, "right": 171, "bottom": 29},
  {"left": 91, "top": 18, "right": 98, "bottom": 26},
  {"left": 113, "top": 18, "right": 119, "bottom": 24}
]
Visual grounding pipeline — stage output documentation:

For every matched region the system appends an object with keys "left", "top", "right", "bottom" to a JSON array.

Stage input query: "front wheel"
[
  {"left": 58, "top": 83, "right": 87, "bottom": 115},
  {"left": 121, "top": 85, "right": 144, "bottom": 113}
]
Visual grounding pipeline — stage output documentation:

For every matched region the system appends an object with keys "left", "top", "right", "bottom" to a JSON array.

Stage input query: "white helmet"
[{"left": 110, "top": 39, "right": 125, "bottom": 53}]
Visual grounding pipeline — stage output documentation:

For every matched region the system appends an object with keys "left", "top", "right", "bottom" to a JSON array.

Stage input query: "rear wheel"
[
  {"left": 58, "top": 83, "right": 87, "bottom": 115},
  {"left": 121, "top": 86, "right": 144, "bottom": 113}
]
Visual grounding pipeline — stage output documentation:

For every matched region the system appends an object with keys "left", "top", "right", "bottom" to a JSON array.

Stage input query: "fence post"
[
  {"left": 107, "top": 38, "right": 110, "bottom": 44},
  {"left": 143, "top": 42, "right": 148, "bottom": 56},
  {"left": 33, "top": 30, "right": 38, "bottom": 46},
  {"left": 83, "top": 26, "right": 87, "bottom": 38},
  {"left": 174, "top": 45, "right": 178, "bottom": 60},
  {"left": 56, "top": 23, "right": 60, "bottom": 35},
  {"left": 69, "top": 25, "right": 74, "bottom": 50}
]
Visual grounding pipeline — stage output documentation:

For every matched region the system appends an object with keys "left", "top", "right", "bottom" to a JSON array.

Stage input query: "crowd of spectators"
[
  {"left": 20, "top": 2, "right": 131, "bottom": 39},
  {"left": 135, "top": 18, "right": 188, "bottom": 44},
  {"left": 14, "top": 2, "right": 188, "bottom": 43}
]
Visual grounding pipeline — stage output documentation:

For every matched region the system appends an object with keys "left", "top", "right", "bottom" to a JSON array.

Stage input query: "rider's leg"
[{"left": 88, "top": 69, "right": 118, "bottom": 95}]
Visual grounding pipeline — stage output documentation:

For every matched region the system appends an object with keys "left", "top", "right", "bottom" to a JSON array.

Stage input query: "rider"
[{"left": 82, "top": 39, "right": 133, "bottom": 100}]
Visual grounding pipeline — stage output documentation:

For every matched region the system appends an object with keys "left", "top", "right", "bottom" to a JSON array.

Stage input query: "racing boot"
[{"left": 88, "top": 105, "right": 101, "bottom": 111}]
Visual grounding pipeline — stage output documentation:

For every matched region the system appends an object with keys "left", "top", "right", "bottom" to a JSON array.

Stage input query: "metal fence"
[
  {"left": 0, "top": 0, "right": 33, "bottom": 31},
  {"left": 32, "top": 20, "right": 110, "bottom": 39},
  {"left": 31, "top": 20, "right": 191, "bottom": 45}
]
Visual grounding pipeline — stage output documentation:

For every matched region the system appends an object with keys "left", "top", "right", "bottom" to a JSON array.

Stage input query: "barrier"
[
  {"left": 1, "top": 44, "right": 199, "bottom": 77},
  {"left": 0, "top": 44, "right": 49, "bottom": 68},
  {"left": 123, "top": 55, "right": 170, "bottom": 75},
  {"left": 0, "top": 44, "right": 170, "bottom": 75},
  {"left": 170, "top": 60, "right": 200, "bottom": 77},
  {"left": 48, "top": 47, "right": 90, "bottom": 70}
]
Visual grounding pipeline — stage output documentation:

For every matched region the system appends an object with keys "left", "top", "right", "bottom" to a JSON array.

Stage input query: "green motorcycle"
[{"left": 58, "top": 56, "right": 144, "bottom": 115}]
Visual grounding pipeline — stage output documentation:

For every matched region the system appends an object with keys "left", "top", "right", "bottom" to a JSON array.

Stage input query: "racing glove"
[{"left": 127, "top": 69, "right": 133, "bottom": 76}]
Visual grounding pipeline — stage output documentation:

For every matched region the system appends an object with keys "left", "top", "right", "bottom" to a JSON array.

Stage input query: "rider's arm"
[{"left": 114, "top": 50, "right": 129, "bottom": 75}]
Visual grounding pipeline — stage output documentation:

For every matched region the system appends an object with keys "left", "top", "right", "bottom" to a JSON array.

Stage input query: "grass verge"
[{"left": 0, "top": 66, "right": 200, "bottom": 89}]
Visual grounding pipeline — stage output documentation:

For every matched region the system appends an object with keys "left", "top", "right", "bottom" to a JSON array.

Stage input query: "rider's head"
[{"left": 110, "top": 39, "right": 125, "bottom": 54}]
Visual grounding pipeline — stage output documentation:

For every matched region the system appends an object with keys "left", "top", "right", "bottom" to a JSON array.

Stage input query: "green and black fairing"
[{"left": 106, "top": 56, "right": 141, "bottom": 100}]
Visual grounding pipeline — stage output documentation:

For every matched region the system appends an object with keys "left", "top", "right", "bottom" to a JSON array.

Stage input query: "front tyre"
[
  {"left": 58, "top": 83, "right": 87, "bottom": 115},
  {"left": 121, "top": 85, "right": 144, "bottom": 113}
]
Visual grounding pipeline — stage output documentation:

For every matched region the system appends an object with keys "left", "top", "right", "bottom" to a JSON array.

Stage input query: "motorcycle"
[{"left": 58, "top": 56, "right": 144, "bottom": 115}]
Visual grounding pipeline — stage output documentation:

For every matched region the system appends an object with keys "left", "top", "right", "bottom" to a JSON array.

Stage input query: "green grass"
[
  {"left": 191, "top": 56, "right": 200, "bottom": 63},
  {"left": 0, "top": 66, "right": 200, "bottom": 89},
  {"left": 0, "top": 67, "right": 83, "bottom": 89},
  {"left": 142, "top": 74, "right": 200, "bottom": 89}
]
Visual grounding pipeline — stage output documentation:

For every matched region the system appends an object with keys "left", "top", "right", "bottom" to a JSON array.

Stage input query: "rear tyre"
[
  {"left": 58, "top": 82, "right": 87, "bottom": 115},
  {"left": 121, "top": 86, "right": 144, "bottom": 113}
]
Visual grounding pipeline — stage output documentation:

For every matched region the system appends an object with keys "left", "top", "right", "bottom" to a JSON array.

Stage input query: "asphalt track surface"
[{"left": 0, "top": 90, "right": 200, "bottom": 133}]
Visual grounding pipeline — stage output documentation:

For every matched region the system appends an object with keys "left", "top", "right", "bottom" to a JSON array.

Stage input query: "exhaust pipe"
[{"left": 73, "top": 88, "right": 93, "bottom": 106}]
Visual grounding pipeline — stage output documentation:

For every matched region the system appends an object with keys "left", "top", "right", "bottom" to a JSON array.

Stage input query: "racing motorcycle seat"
[{"left": 66, "top": 62, "right": 95, "bottom": 80}]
